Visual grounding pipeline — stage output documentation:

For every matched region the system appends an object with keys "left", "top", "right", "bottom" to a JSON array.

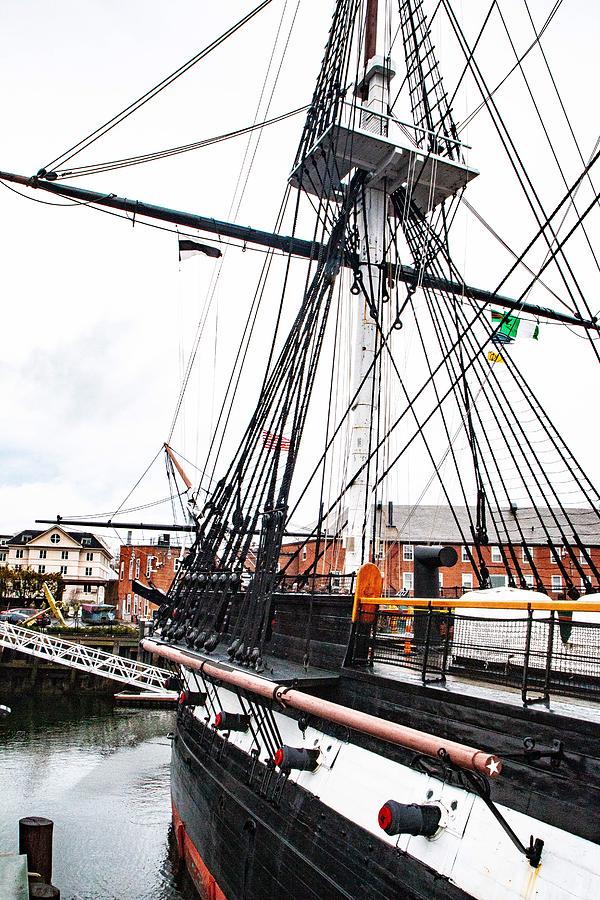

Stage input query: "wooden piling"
[{"left": 19, "top": 816, "right": 53, "bottom": 886}]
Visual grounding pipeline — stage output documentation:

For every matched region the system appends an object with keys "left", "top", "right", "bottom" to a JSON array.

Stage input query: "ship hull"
[{"left": 171, "top": 711, "right": 472, "bottom": 900}]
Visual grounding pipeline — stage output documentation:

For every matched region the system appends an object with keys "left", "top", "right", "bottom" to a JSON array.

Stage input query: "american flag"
[{"left": 262, "top": 430, "right": 291, "bottom": 451}]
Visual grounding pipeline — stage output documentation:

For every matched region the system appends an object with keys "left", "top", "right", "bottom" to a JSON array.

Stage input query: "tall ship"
[{"left": 3, "top": 0, "right": 600, "bottom": 897}]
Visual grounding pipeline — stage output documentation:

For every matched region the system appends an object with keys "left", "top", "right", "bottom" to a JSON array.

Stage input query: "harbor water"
[{"left": 0, "top": 694, "right": 195, "bottom": 899}]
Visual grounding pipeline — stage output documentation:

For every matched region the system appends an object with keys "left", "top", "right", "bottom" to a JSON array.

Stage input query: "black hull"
[{"left": 171, "top": 711, "right": 472, "bottom": 900}]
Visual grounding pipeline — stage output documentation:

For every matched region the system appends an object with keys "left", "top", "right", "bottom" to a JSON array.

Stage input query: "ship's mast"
[{"left": 344, "top": 0, "right": 394, "bottom": 574}]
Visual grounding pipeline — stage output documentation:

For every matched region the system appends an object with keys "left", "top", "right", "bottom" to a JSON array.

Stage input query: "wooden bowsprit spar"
[{"left": 0, "top": 169, "right": 595, "bottom": 330}]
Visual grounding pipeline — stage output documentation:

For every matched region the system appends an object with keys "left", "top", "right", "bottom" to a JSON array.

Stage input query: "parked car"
[
  {"left": 9, "top": 608, "right": 52, "bottom": 626},
  {"left": 0, "top": 610, "right": 34, "bottom": 625},
  {"left": 0, "top": 608, "right": 51, "bottom": 626}
]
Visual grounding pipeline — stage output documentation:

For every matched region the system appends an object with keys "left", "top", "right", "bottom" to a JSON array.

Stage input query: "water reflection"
[{"left": 0, "top": 695, "right": 195, "bottom": 899}]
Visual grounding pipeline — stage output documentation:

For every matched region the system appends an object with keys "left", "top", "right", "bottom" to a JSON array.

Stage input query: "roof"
[
  {"left": 8, "top": 528, "right": 109, "bottom": 552},
  {"left": 292, "top": 504, "right": 600, "bottom": 546}
]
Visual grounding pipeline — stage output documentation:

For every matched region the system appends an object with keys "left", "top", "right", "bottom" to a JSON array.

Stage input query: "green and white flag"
[{"left": 491, "top": 310, "right": 539, "bottom": 343}]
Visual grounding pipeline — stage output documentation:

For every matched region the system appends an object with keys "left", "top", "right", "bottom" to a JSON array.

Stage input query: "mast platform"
[{"left": 289, "top": 106, "right": 478, "bottom": 212}]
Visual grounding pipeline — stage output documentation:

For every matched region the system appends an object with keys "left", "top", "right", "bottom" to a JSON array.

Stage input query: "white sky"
[{"left": 1, "top": 0, "right": 599, "bottom": 549}]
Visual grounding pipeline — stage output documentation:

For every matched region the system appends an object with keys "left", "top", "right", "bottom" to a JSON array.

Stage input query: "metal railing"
[
  {"left": 0, "top": 621, "right": 172, "bottom": 693},
  {"left": 354, "top": 604, "right": 600, "bottom": 704}
]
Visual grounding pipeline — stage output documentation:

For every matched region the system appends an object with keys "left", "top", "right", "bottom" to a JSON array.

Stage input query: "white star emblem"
[{"left": 486, "top": 757, "right": 501, "bottom": 776}]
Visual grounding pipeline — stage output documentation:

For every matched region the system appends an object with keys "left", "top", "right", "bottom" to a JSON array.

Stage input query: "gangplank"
[{"left": 0, "top": 622, "right": 171, "bottom": 693}]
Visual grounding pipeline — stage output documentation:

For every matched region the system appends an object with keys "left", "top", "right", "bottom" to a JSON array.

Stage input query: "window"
[
  {"left": 85, "top": 567, "right": 92, "bottom": 576},
  {"left": 580, "top": 548, "right": 591, "bottom": 564},
  {"left": 0, "top": 551, "right": 6, "bottom": 562},
  {"left": 82, "top": 537, "right": 92, "bottom": 546},
  {"left": 128, "top": 557, "right": 134, "bottom": 580},
  {"left": 60, "top": 565, "right": 68, "bottom": 575},
  {"left": 126, "top": 593, "right": 131, "bottom": 613},
  {"left": 438, "top": 573, "right": 444, "bottom": 588},
  {"left": 490, "top": 574, "right": 507, "bottom": 588},
  {"left": 551, "top": 575, "right": 562, "bottom": 592},
  {"left": 491, "top": 546, "right": 502, "bottom": 563},
  {"left": 522, "top": 546, "right": 534, "bottom": 563},
  {"left": 0, "top": 538, "right": 6, "bottom": 545},
  {"left": 83, "top": 584, "right": 92, "bottom": 594},
  {"left": 146, "top": 555, "right": 155, "bottom": 577},
  {"left": 524, "top": 574, "right": 534, "bottom": 588},
  {"left": 551, "top": 547, "right": 561, "bottom": 565},
  {"left": 86, "top": 552, "right": 94, "bottom": 561},
  {"left": 16, "top": 549, "right": 24, "bottom": 559},
  {"left": 135, "top": 559, "right": 140, "bottom": 579},
  {"left": 39, "top": 549, "right": 47, "bottom": 559},
  {"left": 174, "top": 557, "right": 181, "bottom": 572},
  {"left": 462, "top": 573, "right": 473, "bottom": 590},
  {"left": 375, "top": 541, "right": 384, "bottom": 560},
  {"left": 38, "top": 565, "right": 45, "bottom": 574},
  {"left": 134, "top": 596, "right": 138, "bottom": 614},
  {"left": 402, "top": 572, "right": 413, "bottom": 591},
  {"left": 403, "top": 545, "right": 414, "bottom": 562},
  {"left": 50, "top": 534, "right": 60, "bottom": 544},
  {"left": 119, "top": 561, "right": 125, "bottom": 580},
  {"left": 461, "top": 546, "right": 472, "bottom": 563},
  {"left": 61, "top": 550, "right": 69, "bottom": 560},
  {"left": 301, "top": 546, "right": 307, "bottom": 562}
]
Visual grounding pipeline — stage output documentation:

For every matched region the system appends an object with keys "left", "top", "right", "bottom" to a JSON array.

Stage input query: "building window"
[
  {"left": 491, "top": 546, "right": 502, "bottom": 563},
  {"left": 551, "top": 575, "right": 562, "bottom": 592},
  {"left": 402, "top": 572, "right": 413, "bottom": 591},
  {"left": 524, "top": 574, "right": 534, "bottom": 588},
  {"left": 61, "top": 550, "right": 69, "bottom": 559},
  {"left": 490, "top": 574, "right": 507, "bottom": 588},
  {"left": 126, "top": 594, "right": 131, "bottom": 613},
  {"left": 301, "top": 546, "right": 307, "bottom": 562},
  {"left": 83, "top": 584, "right": 92, "bottom": 594},
  {"left": 134, "top": 596, "right": 138, "bottom": 615},
  {"left": 174, "top": 558, "right": 181, "bottom": 572},
  {"left": 135, "top": 559, "right": 140, "bottom": 579},
  {"left": 86, "top": 552, "right": 94, "bottom": 561},
  {"left": 551, "top": 547, "right": 561, "bottom": 565},
  {"left": 375, "top": 541, "right": 384, "bottom": 560},
  {"left": 462, "top": 573, "right": 473, "bottom": 590},
  {"left": 50, "top": 534, "right": 60, "bottom": 544},
  {"left": 60, "top": 565, "right": 68, "bottom": 575},
  {"left": 0, "top": 538, "right": 6, "bottom": 545},
  {"left": 16, "top": 549, "right": 24, "bottom": 559},
  {"left": 0, "top": 552, "right": 6, "bottom": 562},
  {"left": 38, "top": 565, "right": 46, "bottom": 574},
  {"left": 39, "top": 549, "right": 47, "bottom": 559},
  {"left": 461, "top": 546, "right": 471, "bottom": 563},
  {"left": 522, "top": 546, "right": 534, "bottom": 563},
  {"left": 128, "top": 557, "right": 134, "bottom": 579},
  {"left": 403, "top": 545, "right": 414, "bottom": 562},
  {"left": 119, "top": 561, "right": 125, "bottom": 580},
  {"left": 438, "top": 572, "right": 444, "bottom": 588},
  {"left": 146, "top": 555, "right": 155, "bottom": 578},
  {"left": 85, "top": 566, "right": 92, "bottom": 576},
  {"left": 580, "top": 548, "right": 591, "bottom": 564}
]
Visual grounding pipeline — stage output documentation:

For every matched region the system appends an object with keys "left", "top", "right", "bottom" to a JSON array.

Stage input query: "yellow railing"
[{"left": 351, "top": 564, "right": 600, "bottom": 620}]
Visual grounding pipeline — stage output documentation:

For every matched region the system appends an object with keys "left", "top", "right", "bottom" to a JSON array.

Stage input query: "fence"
[{"left": 353, "top": 602, "right": 600, "bottom": 705}]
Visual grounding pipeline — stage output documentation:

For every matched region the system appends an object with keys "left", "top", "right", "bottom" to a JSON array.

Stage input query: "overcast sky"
[{"left": 1, "top": 0, "right": 599, "bottom": 549}]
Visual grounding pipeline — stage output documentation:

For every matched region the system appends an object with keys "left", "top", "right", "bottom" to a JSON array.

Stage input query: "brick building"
[
  {"left": 117, "top": 535, "right": 186, "bottom": 622},
  {"left": 279, "top": 505, "right": 600, "bottom": 596}
]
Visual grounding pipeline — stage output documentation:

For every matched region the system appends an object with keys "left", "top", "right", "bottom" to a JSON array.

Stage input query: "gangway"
[{"left": 0, "top": 622, "right": 172, "bottom": 694}]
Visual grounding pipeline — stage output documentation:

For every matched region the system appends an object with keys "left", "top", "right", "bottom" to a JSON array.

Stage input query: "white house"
[{"left": 2, "top": 526, "right": 117, "bottom": 605}]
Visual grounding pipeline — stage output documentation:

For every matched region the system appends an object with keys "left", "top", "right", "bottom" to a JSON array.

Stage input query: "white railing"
[{"left": 0, "top": 622, "right": 172, "bottom": 693}]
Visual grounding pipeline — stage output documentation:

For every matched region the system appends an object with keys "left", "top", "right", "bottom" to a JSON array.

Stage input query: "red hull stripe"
[{"left": 172, "top": 800, "right": 227, "bottom": 900}]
